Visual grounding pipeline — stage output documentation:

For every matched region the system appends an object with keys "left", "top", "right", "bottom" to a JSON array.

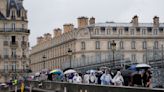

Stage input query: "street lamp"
[
  {"left": 111, "top": 40, "right": 116, "bottom": 68},
  {"left": 68, "top": 48, "right": 72, "bottom": 68},
  {"left": 42, "top": 55, "right": 46, "bottom": 69}
]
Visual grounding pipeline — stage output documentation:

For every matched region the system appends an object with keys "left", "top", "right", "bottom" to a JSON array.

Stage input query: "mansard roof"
[{"left": 7, "top": 0, "right": 25, "bottom": 17}]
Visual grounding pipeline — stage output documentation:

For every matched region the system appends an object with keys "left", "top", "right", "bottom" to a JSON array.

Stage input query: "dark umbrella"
[{"left": 121, "top": 69, "right": 134, "bottom": 77}]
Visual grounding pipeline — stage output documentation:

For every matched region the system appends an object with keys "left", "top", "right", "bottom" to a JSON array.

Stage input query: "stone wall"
[{"left": 26, "top": 81, "right": 164, "bottom": 92}]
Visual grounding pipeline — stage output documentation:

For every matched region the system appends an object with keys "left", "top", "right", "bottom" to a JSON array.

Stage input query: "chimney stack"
[
  {"left": 153, "top": 16, "right": 159, "bottom": 27},
  {"left": 89, "top": 17, "right": 95, "bottom": 25},
  {"left": 63, "top": 24, "right": 74, "bottom": 33},
  {"left": 37, "top": 36, "right": 44, "bottom": 44},
  {"left": 54, "top": 28, "right": 62, "bottom": 37},
  {"left": 132, "top": 15, "right": 138, "bottom": 27},
  {"left": 44, "top": 33, "right": 52, "bottom": 41},
  {"left": 77, "top": 16, "right": 88, "bottom": 28}
]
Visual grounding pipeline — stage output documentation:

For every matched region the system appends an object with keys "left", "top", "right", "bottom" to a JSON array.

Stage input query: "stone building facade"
[
  {"left": 0, "top": 0, "right": 30, "bottom": 82},
  {"left": 30, "top": 16, "right": 164, "bottom": 73}
]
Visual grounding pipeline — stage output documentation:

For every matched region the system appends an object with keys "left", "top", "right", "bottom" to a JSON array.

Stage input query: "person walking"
[
  {"left": 100, "top": 69, "right": 113, "bottom": 85},
  {"left": 112, "top": 71, "right": 124, "bottom": 86}
]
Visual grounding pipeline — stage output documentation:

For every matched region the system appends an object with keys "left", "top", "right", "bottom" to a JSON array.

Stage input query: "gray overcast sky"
[{"left": 24, "top": 0, "right": 164, "bottom": 47}]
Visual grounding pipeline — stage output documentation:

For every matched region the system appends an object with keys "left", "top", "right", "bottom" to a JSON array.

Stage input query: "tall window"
[
  {"left": 11, "top": 49, "right": 17, "bottom": 58},
  {"left": 81, "top": 41, "right": 85, "bottom": 50},
  {"left": 96, "top": 41, "right": 100, "bottom": 49},
  {"left": 130, "top": 29, "right": 135, "bottom": 35},
  {"left": 118, "top": 29, "right": 123, "bottom": 35},
  {"left": 4, "top": 63, "right": 8, "bottom": 72},
  {"left": 11, "top": 23, "right": 15, "bottom": 30},
  {"left": 131, "top": 41, "right": 136, "bottom": 49},
  {"left": 81, "top": 55, "right": 86, "bottom": 65},
  {"left": 22, "top": 24, "right": 25, "bottom": 29},
  {"left": 131, "top": 54, "right": 136, "bottom": 62},
  {"left": 3, "top": 23, "right": 7, "bottom": 31},
  {"left": 143, "top": 41, "right": 147, "bottom": 49},
  {"left": 153, "top": 29, "right": 158, "bottom": 35},
  {"left": 3, "top": 48, "right": 8, "bottom": 59},
  {"left": 142, "top": 29, "right": 146, "bottom": 35},
  {"left": 154, "top": 41, "right": 158, "bottom": 49},
  {"left": 119, "top": 41, "right": 124, "bottom": 49},
  {"left": 107, "top": 29, "right": 111, "bottom": 35},
  {"left": 11, "top": 10, "right": 16, "bottom": 19},
  {"left": 108, "top": 41, "right": 111, "bottom": 49}
]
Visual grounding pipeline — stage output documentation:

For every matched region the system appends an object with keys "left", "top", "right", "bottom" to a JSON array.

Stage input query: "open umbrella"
[
  {"left": 50, "top": 69, "right": 63, "bottom": 75},
  {"left": 136, "top": 64, "right": 151, "bottom": 69},
  {"left": 35, "top": 72, "right": 40, "bottom": 76},
  {"left": 127, "top": 64, "right": 137, "bottom": 71},
  {"left": 64, "top": 69, "right": 76, "bottom": 75},
  {"left": 86, "top": 70, "right": 97, "bottom": 73}
]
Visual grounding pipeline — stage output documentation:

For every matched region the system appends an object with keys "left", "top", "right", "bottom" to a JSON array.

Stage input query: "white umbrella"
[
  {"left": 64, "top": 69, "right": 76, "bottom": 75},
  {"left": 35, "top": 72, "right": 40, "bottom": 76},
  {"left": 86, "top": 70, "right": 97, "bottom": 73},
  {"left": 136, "top": 64, "right": 151, "bottom": 68}
]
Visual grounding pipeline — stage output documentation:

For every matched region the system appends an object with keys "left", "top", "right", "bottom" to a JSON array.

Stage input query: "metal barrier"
[{"left": 25, "top": 81, "right": 164, "bottom": 92}]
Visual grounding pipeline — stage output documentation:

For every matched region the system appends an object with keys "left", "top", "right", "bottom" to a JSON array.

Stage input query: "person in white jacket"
[
  {"left": 73, "top": 73, "right": 82, "bottom": 84},
  {"left": 100, "top": 69, "right": 113, "bottom": 85},
  {"left": 83, "top": 73, "right": 90, "bottom": 84},
  {"left": 112, "top": 71, "right": 124, "bottom": 86}
]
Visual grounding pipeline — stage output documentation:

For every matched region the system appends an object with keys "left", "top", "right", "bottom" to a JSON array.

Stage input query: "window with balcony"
[
  {"left": 81, "top": 41, "right": 85, "bottom": 50},
  {"left": 95, "top": 41, "right": 100, "bottom": 49},
  {"left": 131, "top": 41, "right": 136, "bottom": 49}
]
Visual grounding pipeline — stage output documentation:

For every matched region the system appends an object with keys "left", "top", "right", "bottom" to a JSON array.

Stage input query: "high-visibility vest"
[{"left": 21, "top": 83, "right": 25, "bottom": 92}]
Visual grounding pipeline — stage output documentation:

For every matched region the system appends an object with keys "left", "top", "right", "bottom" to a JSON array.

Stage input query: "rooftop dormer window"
[{"left": 11, "top": 10, "right": 16, "bottom": 20}]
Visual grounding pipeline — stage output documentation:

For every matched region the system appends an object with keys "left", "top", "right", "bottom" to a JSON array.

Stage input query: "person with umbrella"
[{"left": 142, "top": 69, "right": 152, "bottom": 87}]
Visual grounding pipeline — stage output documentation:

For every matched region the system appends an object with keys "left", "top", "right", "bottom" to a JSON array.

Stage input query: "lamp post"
[
  {"left": 42, "top": 55, "right": 46, "bottom": 69},
  {"left": 111, "top": 40, "right": 116, "bottom": 68},
  {"left": 68, "top": 48, "right": 72, "bottom": 68}
]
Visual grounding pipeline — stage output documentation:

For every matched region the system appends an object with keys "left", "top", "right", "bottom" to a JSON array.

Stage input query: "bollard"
[
  {"left": 80, "top": 89, "right": 83, "bottom": 92},
  {"left": 15, "top": 85, "right": 17, "bottom": 92},
  {"left": 85, "top": 90, "right": 87, "bottom": 92},
  {"left": 64, "top": 87, "right": 67, "bottom": 92},
  {"left": 30, "top": 84, "right": 32, "bottom": 92}
]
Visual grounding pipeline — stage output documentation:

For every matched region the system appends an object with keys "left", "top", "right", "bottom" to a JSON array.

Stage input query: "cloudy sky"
[{"left": 24, "top": 0, "right": 164, "bottom": 47}]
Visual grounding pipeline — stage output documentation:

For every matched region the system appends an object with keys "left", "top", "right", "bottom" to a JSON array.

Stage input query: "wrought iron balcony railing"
[{"left": 0, "top": 28, "right": 30, "bottom": 33}]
